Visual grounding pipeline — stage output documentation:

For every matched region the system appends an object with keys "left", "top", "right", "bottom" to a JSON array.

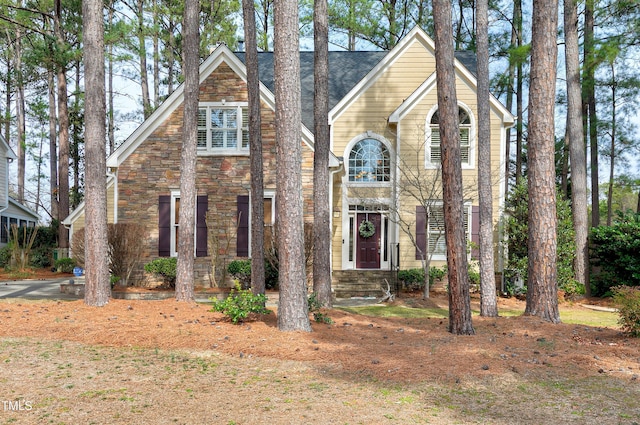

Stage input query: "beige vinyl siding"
[
  {"left": 69, "top": 183, "right": 116, "bottom": 233},
  {"left": 330, "top": 39, "right": 507, "bottom": 270}
]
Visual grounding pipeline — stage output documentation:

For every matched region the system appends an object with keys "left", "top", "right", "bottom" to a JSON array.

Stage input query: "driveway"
[
  {"left": 0, "top": 277, "right": 80, "bottom": 301},
  {"left": 0, "top": 277, "right": 382, "bottom": 306}
]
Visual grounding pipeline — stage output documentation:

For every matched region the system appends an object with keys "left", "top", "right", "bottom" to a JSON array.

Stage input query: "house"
[
  {"left": 0, "top": 135, "right": 39, "bottom": 247},
  {"left": 64, "top": 27, "right": 514, "bottom": 295}
]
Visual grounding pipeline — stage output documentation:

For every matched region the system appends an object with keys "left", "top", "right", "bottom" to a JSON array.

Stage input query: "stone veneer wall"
[{"left": 116, "top": 62, "right": 315, "bottom": 287}]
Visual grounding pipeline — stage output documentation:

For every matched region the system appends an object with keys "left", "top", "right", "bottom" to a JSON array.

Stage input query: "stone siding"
[{"left": 117, "top": 62, "right": 315, "bottom": 287}]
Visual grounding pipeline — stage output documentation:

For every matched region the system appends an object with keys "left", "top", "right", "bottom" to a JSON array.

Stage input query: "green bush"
[
  {"left": 227, "top": 260, "right": 252, "bottom": 289},
  {"left": 398, "top": 267, "right": 446, "bottom": 291},
  {"left": 210, "top": 283, "right": 270, "bottom": 324},
  {"left": 144, "top": 257, "right": 177, "bottom": 288},
  {"left": 54, "top": 257, "right": 76, "bottom": 273},
  {"left": 308, "top": 292, "right": 333, "bottom": 324},
  {"left": 612, "top": 286, "right": 640, "bottom": 337},
  {"left": 30, "top": 247, "right": 52, "bottom": 268},
  {"left": 0, "top": 246, "right": 11, "bottom": 268},
  {"left": 590, "top": 212, "right": 640, "bottom": 296},
  {"left": 226, "top": 259, "right": 279, "bottom": 290},
  {"left": 504, "top": 182, "right": 579, "bottom": 294}
]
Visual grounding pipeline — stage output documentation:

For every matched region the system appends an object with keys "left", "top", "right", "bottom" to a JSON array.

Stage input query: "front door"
[{"left": 356, "top": 213, "right": 381, "bottom": 269}]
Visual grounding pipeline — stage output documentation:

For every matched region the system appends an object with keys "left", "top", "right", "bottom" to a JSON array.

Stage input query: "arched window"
[
  {"left": 428, "top": 107, "right": 472, "bottom": 166},
  {"left": 348, "top": 138, "right": 391, "bottom": 182}
]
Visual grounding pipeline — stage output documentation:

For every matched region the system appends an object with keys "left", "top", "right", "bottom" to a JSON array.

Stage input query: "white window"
[
  {"left": 426, "top": 107, "right": 473, "bottom": 168},
  {"left": 347, "top": 136, "right": 391, "bottom": 183},
  {"left": 197, "top": 104, "right": 249, "bottom": 154},
  {"left": 427, "top": 203, "right": 470, "bottom": 258},
  {"left": 170, "top": 192, "right": 180, "bottom": 256}
]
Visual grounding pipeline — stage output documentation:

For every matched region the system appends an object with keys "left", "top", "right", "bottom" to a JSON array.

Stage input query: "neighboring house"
[
  {"left": 0, "top": 134, "right": 38, "bottom": 247},
  {"left": 64, "top": 27, "right": 514, "bottom": 295}
]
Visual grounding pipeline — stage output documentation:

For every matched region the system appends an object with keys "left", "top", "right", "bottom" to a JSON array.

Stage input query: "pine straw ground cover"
[{"left": 0, "top": 292, "right": 638, "bottom": 425}]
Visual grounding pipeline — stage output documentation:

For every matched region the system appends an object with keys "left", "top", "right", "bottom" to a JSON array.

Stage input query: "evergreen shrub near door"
[{"left": 398, "top": 267, "right": 446, "bottom": 291}]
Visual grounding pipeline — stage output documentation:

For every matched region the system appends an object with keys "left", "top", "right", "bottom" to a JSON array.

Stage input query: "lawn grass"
[{"left": 338, "top": 302, "right": 621, "bottom": 328}]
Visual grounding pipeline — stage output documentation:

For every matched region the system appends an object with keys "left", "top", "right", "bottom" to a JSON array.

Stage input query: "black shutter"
[
  {"left": 471, "top": 206, "right": 480, "bottom": 259},
  {"left": 158, "top": 195, "right": 171, "bottom": 257},
  {"left": 196, "top": 195, "right": 209, "bottom": 257},
  {"left": 237, "top": 195, "right": 249, "bottom": 257},
  {"left": 415, "top": 206, "right": 426, "bottom": 260}
]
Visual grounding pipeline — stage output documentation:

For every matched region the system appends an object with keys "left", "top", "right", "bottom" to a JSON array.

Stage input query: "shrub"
[
  {"left": 308, "top": 292, "right": 333, "bottom": 324},
  {"left": 30, "top": 247, "right": 52, "bottom": 268},
  {"left": 504, "top": 181, "right": 578, "bottom": 294},
  {"left": 55, "top": 257, "right": 76, "bottom": 273},
  {"left": 227, "top": 260, "right": 252, "bottom": 289},
  {"left": 0, "top": 246, "right": 11, "bottom": 268},
  {"left": 590, "top": 212, "right": 640, "bottom": 296},
  {"left": 108, "top": 223, "right": 147, "bottom": 286},
  {"left": 398, "top": 267, "right": 446, "bottom": 291},
  {"left": 612, "top": 286, "right": 640, "bottom": 337},
  {"left": 210, "top": 283, "right": 270, "bottom": 324},
  {"left": 71, "top": 228, "right": 85, "bottom": 268},
  {"left": 227, "top": 259, "right": 279, "bottom": 290},
  {"left": 144, "top": 257, "right": 177, "bottom": 288}
]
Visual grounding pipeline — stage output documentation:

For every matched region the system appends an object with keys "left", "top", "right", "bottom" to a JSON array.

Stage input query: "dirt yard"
[{"left": 0, "top": 276, "right": 639, "bottom": 424}]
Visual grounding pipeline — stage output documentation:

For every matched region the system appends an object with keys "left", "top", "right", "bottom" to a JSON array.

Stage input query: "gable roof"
[
  {"left": 235, "top": 51, "right": 387, "bottom": 131},
  {"left": 235, "top": 49, "right": 477, "bottom": 132},
  {"left": 0, "top": 134, "right": 16, "bottom": 160},
  {"left": 6, "top": 197, "right": 39, "bottom": 222}
]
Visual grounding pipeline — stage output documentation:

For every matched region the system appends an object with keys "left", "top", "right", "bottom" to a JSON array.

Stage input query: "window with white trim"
[
  {"left": 170, "top": 192, "right": 180, "bottom": 257},
  {"left": 419, "top": 203, "right": 470, "bottom": 257},
  {"left": 197, "top": 104, "right": 249, "bottom": 154},
  {"left": 427, "top": 107, "right": 472, "bottom": 167},
  {"left": 348, "top": 138, "right": 391, "bottom": 182}
]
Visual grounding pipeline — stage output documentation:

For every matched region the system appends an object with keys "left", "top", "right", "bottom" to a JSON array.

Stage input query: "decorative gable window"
[
  {"left": 426, "top": 107, "right": 473, "bottom": 168},
  {"left": 348, "top": 137, "right": 391, "bottom": 183},
  {"left": 197, "top": 103, "right": 249, "bottom": 154}
]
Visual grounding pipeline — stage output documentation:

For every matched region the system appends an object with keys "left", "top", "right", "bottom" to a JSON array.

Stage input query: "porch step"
[{"left": 332, "top": 270, "right": 397, "bottom": 299}]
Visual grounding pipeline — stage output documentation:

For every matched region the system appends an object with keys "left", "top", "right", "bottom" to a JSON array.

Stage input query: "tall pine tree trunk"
[
  {"left": 476, "top": 0, "right": 497, "bottom": 317},
  {"left": 55, "top": 0, "right": 70, "bottom": 249},
  {"left": 313, "top": 0, "right": 333, "bottom": 308},
  {"left": 274, "top": 0, "right": 311, "bottom": 332},
  {"left": 564, "top": 0, "right": 589, "bottom": 295},
  {"left": 243, "top": 0, "right": 266, "bottom": 296},
  {"left": 15, "top": 27, "right": 26, "bottom": 204},
  {"left": 83, "top": 0, "right": 111, "bottom": 306},
  {"left": 584, "top": 0, "right": 599, "bottom": 227},
  {"left": 433, "top": 0, "right": 474, "bottom": 335},
  {"left": 525, "top": 0, "right": 560, "bottom": 323},
  {"left": 48, "top": 68, "right": 59, "bottom": 222},
  {"left": 175, "top": 0, "right": 200, "bottom": 302}
]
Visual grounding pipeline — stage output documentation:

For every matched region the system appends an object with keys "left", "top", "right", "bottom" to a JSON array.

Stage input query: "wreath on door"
[{"left": 359, "top": 219, "right": 375, "bottom": 238}]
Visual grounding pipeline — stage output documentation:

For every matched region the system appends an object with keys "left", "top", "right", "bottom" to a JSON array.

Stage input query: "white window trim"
[
  {"left": 169, "top": 191, "right": 199, "bottom": 257},
  {"left": 344, "top": 132, "right": 393, "bottom": 188},
  {"left": 197, "top": 102, "right": 249, "bottom": 156},
  {"left": 424, "top": 104, "right": 476, "bottom": 170},
  {"left": 248, "top": 191, "right": 276, "bottom": 256}
]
